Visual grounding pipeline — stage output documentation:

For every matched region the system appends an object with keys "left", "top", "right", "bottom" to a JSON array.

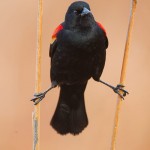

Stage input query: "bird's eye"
[
  {"left": 74, "top": 10, "right": 79, "bottom": 15},
  {"left": 74, "top": 8, "right": 83, "bottom": 15}
]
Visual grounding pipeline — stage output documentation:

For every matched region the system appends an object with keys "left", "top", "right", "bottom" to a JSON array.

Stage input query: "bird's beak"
[{"left": 81, "top": 7, "right": 91, "bottom": 16}]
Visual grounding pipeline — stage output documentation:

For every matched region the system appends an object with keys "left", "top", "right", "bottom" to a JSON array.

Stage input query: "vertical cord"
[
  {"left": 111, "top": 0, "right": 137, "bottom": 149},
  {"left": 32, "top": 0, "right": 43, "bottom": 150}
]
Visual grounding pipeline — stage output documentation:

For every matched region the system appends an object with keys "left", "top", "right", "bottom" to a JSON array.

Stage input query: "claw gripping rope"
[
  {"left": 32, "top": 0, "right": 43, "bottom": 150},
  {"left": 111, "top": 0, "right": 137, "bottom": 149}
]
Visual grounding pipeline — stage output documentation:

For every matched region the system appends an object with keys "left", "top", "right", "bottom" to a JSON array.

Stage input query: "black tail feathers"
[{"left": 50, "top": 83, "right": 88, "bottom": 135}]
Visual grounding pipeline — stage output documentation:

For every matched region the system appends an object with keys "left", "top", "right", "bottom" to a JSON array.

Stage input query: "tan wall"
[{"left": 0, "top": 0, "right": 150, "bottom": 150}]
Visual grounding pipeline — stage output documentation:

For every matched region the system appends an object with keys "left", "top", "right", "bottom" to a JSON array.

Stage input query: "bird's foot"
[
  {"left": 31, "top": 81, "right": 58, "bottom": 105},
  {"left": 31, "top": 92, "right": 46, "bottom": 105},
  {"left": 113, "top": 84, "right": 129, "bottom": 100}
]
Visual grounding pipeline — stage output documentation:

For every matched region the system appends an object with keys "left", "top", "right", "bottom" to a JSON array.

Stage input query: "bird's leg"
[
  {"left": 31, "top": 81, "right": 58, "bottom": 105},
  {"left": 98, "top": 80, "right": 129, "bottom": 99}
]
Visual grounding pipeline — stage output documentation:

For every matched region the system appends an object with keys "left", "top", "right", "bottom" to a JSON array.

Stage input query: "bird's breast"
[{"left": 57, "top": 28, "right": 103, "bottom": 53}]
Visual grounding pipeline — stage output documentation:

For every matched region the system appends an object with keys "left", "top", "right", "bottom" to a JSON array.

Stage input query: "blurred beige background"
[{"left": 0, "top": 0, "right": 150, "bottom": 150}]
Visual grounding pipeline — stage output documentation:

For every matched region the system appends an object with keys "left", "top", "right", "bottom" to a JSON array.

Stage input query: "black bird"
[{"left": 31, "top": 1, "right": 128, "bottom": 135}]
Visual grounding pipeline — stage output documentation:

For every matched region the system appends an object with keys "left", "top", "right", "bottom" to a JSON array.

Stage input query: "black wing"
[
  {"left": 92, "top": 34, "right": 108, "bottom": 81},
  {"left": 49, "top": 39, "right": 57, "bottom": 59}
]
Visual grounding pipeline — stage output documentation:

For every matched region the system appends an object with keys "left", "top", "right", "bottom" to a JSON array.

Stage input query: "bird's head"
[{"left": 65, "top": 1, "right": 95, "bottom": 30}]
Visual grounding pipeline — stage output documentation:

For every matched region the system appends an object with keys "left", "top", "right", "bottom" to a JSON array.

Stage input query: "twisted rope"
[
  {"left": 32, "top": 0, "right": 43, "bottom": 150},
  {"left": 111, "top": 0, "right": 137, "bottom": 149}
]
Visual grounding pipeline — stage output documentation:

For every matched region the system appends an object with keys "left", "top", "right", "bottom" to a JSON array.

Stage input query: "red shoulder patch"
[
  {"left": 52, "top": 24, "right": 63, "bottom": 39},
  {"left": 96, "top": 22, "right": 106, "bottom": 35}
]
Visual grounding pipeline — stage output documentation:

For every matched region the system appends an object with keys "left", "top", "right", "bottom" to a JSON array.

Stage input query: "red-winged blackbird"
[{"left": 32, "top": 1, "right": 128, "bottom": 135}]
